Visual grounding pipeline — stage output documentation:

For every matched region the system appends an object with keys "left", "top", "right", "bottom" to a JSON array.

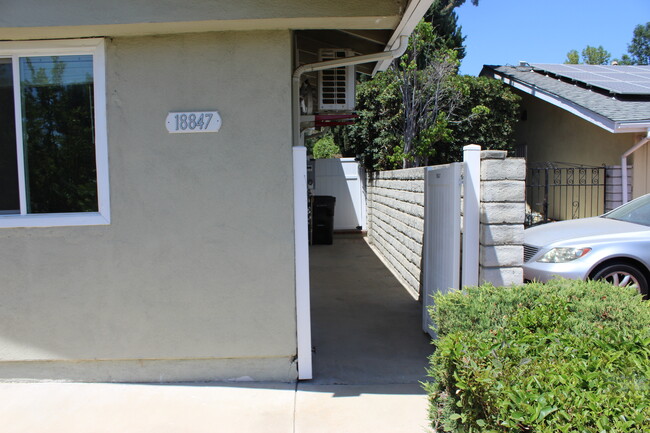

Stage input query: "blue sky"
[{"left": 456, "top": 0, "right": 650, "bottom": 75}]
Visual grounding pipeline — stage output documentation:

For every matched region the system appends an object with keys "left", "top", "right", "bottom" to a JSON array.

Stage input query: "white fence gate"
[
  {"left": 422, "top": 145, "right": 480, "bottom": 337},
  {"left": 312, "top": 158, "right": 366, "bottom": 230},
  {"left": 422, "top": 164, "right": 462, "bottom": 337}
]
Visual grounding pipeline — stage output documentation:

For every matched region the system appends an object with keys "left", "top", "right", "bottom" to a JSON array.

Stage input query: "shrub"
[
  {"left": 425, "top": 279, "right": 650, "bottom": 433},
  {"left": 312, "top": 135, "right": 340, "bottom": 159}
]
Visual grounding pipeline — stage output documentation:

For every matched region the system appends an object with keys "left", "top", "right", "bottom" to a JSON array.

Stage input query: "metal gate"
[
  {"left": 422, "top": 163, "right": 462, "bottom": 337},
  {"left": 526, "top": 162, "right": 607, "bottom": 226}
]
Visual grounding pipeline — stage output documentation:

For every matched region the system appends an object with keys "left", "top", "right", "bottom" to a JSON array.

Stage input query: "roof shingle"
[{"left": 482, "top": 64, "right": 650, "bottom": 123}]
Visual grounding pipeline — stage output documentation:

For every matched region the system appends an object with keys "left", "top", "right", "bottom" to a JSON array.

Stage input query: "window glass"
[
  {"left": 20, "top": 55, "right": 98, "bottom": 213},
  {"left": 604, "top": 194, "right": 650, "bottom": 227},
  {"left": 0, "top": 59, "right": 19, "bottom": 214}
]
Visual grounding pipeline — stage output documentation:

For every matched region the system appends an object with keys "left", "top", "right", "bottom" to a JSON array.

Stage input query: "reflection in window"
[
  {"left": 0, "top": 59, "right": 19, "bottom": 214},
  {"left": 20, "top": 55, "right": 98, "bottom": 213}
]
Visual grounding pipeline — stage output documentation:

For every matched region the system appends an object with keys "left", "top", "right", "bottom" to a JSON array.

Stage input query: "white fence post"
[
  {"left": 293, "top": 146, "right": 312, "bottom": 380},
  {"left": 462, "top": 145, "right": 481, "bottom": 287}
]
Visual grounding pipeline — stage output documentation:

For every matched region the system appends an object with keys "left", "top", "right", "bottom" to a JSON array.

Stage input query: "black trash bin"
[{"left": 311, "top": 195, "right": 336, "bottom": 245}]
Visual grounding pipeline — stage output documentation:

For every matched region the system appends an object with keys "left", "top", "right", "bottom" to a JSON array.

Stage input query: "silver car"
[{"left": 523, "top": 194, "right": 650, "bottom": 298}]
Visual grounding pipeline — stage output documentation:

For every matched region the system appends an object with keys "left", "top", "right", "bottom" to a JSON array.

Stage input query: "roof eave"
[
  {"left": 484, "top": 66, "right": 650, "bottom": 134},
  {"left": 371, "top": 0, "right": 435, "bottom": 75},
  {"left": 613, "top": 121, "right": 650, "bottom": 134}
]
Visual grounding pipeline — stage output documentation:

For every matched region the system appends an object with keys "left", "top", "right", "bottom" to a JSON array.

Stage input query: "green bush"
[
  {"left": 425, "top": 280, "right": 650, "bottom": 433},
  {"left": 312, "top": 135, "right": 340, "bottom": 159}
]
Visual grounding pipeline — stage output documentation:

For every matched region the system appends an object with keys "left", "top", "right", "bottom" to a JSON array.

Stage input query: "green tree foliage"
[
  {"left": 424, "top": 0, "right": 467, "bottom": 60},
  {"left": 436, "top": 75, "right": 521, "bottom": 164},
  {"left": 564, "top": 49, "right": 579, "bottom": 64},
  {"left": 438, "top": 0, "right": 480, "bottom": 14},
  {"left": 311, "top": 134, "right": 340, "bottom": 159},
  {"left": 398, "top": 23, "right": 462, "bottom": 168},
  {"left": 564, "top": 45, "right": 611, "bottom": 65},
  {"left": 570, "top": 22, "right": 649, "bottom": 66},
  {"left": 333, "top": 72, "right": 402, "bottom": 170},
  {"left": 334, "top": 2, "right": 520, "bottom": 171},
  {"left": 581, "top": 45, "right": 611, "bottom": 65},
  {"left": 628, "top": 22, "right": 650, "bottom": 64}
]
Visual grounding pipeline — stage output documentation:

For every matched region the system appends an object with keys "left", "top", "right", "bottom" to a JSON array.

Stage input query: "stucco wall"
[
  {"left": 366, "top": 168, "right": 425, "bottom": 298},
  {"left": 633, "top": 142, "right": 650, "bottom": 199},
  {"left": 516, "top": 94, "right": 635, "bottom": 167},
  {"left": 0, "top": 31, "right": 298, "bottom": 382}
]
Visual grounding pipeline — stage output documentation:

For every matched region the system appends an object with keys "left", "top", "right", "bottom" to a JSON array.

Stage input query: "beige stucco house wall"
[
  {"left": 516, "top": 94, "right": 637, "bottom": 168},
  {"left": 0, "top": 31, "right": 298, "bottom": 382},
  {"left": 633, "top": 143, "right": 650, "bottom": 199}
]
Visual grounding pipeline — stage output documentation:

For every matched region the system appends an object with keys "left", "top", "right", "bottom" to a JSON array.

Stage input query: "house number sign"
[{"left": 166, "top": 111, "right": 222, "bottom": 133}]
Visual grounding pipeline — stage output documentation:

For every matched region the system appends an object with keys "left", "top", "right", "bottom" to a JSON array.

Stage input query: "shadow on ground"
[{"left": 309, "top": 233, "right": 433, "bottom": 387}]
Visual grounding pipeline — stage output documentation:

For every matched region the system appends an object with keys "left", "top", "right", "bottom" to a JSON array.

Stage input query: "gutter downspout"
[
  {"left": 292, "top": 36, "right": 409, "bottom": 380},
  {"left": 621, "top": 129, "right": 650, "bottom": 203}
]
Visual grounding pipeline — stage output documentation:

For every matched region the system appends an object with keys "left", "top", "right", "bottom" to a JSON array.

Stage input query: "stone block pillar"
[{"left": 479, "top": 151, "right": 525, "bottom": 286}]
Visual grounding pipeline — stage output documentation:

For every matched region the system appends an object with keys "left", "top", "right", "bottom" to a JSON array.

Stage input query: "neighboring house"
[
  {"left": 481, "top": 63, "right": 650, "bottom": 218},
  {"left": 0, "top": 0, "right": 434, "bottom": 382}
]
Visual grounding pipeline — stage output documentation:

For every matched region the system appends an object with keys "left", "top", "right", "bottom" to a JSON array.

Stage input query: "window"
[{"left": 0, "top": 39, "right": 109, "bottom": 228}]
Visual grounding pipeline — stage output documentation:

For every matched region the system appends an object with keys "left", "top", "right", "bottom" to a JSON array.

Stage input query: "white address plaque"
[{"left": 166, "top": 111, "right": 222, "bottom": 133}]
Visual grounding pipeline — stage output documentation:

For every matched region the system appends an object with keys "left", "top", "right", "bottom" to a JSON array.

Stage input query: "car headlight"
[{"left": 538, "top": 247, "right": 592, "bottom": 263}]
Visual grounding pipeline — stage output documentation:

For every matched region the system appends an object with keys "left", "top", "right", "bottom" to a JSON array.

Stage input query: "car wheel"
[{"left": 592, "top": 263, "right": 649, "bottom": 298}]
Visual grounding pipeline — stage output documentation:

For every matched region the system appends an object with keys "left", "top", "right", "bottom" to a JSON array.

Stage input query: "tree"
[
  {"left": 582, "top": 45, "right": 611, "bottom": 65},
  {"left": 564, "top": 45, "right": 611, "bottom": 65},
  {"left": 565, "top": 49, "right": 579, "bottom": 64},
  {"left": 568, "top": 23, "right": 649, "bottom": 66},
  {"left": 397, "top": 22, "right": 462, "bottom": 168},
  {"left": 438, "top": 0, "right": 480, "bottom": 14},
  {"left": 628, "top": 22, "right": 650, "bottom": 65},
  {"left": 440, "top": 75, "right": 521, "bottom": 164},
  {"left": 335, "top": 0, "right": 521, "bottom": 171},
  {"left": 424, "top": 0, "right": 467, "bottom": 60},
  {"left": 613, "top": 54, "right": 635, "bottom": 65}
]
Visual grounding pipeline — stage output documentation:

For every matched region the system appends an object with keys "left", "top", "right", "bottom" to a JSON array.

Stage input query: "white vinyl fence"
[{"left": 311, "top": 158, "right": 366, "bottom": 230}]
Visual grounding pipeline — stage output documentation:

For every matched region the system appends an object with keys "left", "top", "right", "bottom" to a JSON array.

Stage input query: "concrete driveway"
[{"left": 0, "top": 235, "right": 434, "bottom": 432}]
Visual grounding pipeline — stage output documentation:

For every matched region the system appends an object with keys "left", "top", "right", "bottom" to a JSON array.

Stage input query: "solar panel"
[{"left": 530, "top": 64, "right": 650, "bottom": 95}]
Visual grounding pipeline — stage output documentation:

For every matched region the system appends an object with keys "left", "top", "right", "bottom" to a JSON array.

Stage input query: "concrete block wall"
[
  {"left": 479, "top": 151, "right": 525, "bottom": 286},
  {"left": 366, "top": 168, "right": 425, "bottom": 297},
  {"left": 366, "top": 152, "right": 526, "bottom": 294},
  {"left": 605, "top": 165, "right": 633, "bottom": 212}
]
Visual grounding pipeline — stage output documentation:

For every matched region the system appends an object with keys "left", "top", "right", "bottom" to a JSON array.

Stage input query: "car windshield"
[{"left": 604, "top": 194, "right": 650, "bottom": 226}]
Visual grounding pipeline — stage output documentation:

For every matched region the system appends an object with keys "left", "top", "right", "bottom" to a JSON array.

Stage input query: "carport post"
[{"left": 462, "top": 145, "right": 480, "bottom": 287}]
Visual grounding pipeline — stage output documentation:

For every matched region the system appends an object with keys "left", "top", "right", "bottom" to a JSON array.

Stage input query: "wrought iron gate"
[{"left": 526, "top": 162, "right": 607, "bottom": 226}]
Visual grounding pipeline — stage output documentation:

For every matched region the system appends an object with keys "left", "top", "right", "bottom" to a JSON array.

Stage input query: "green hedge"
[{"left": 425, "top": 280, "right": 650, "bottom": 433}]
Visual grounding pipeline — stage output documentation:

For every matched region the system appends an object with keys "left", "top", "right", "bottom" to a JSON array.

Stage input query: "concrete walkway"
[
  {"left": 1, "top": 382, "right": 431, "bottom": 433},
  {"left": 0, "top": 234, "right": 434, "bottom": 433},
  {"left": 309, "top": 233, "right": 432, "bottom": 385}
]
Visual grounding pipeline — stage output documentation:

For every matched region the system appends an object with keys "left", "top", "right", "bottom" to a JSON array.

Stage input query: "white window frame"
[{"left": 0, "top": 38, "right": 109, "bottom": 228}]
